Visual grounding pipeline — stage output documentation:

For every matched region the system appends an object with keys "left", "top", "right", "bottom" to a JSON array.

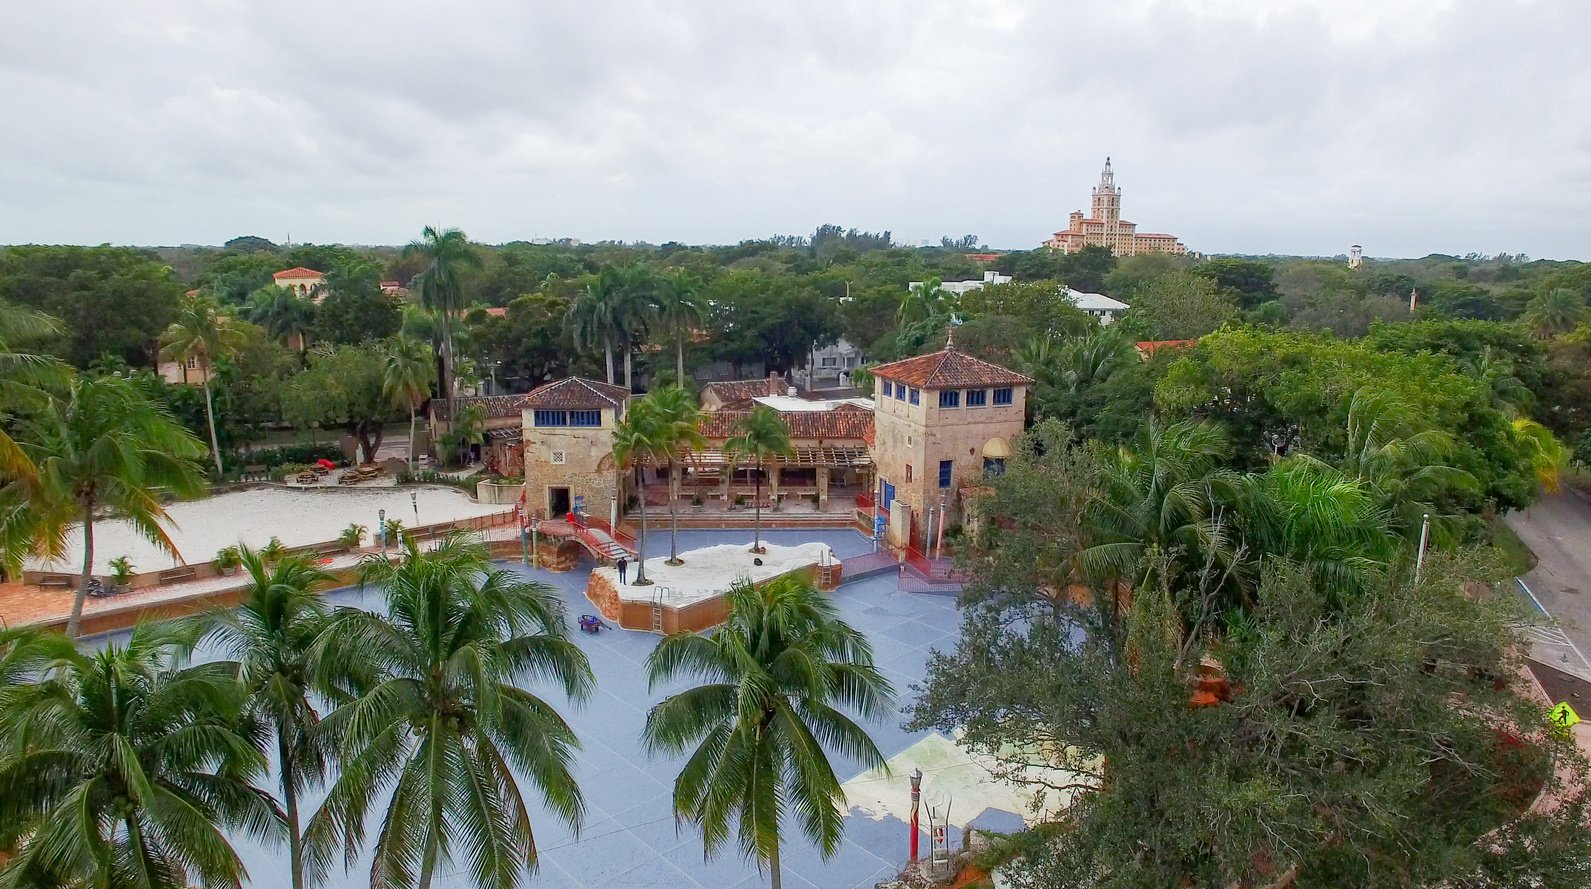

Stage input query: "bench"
[
  {"left": 157, "top": 566, "right": 198, "bottom": 584},
  {"left": 243, "top": 464, "right": 269, "bottom": 481},
  {"left": 37, "top": 574, "right": 74, "bottom": 589}
]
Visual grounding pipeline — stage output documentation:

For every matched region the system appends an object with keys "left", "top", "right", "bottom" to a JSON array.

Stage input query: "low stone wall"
[
  {"left": 476, "top": 480, "right": 525, "bottom": 505},
  {"left": 585, "top": 560, "right": 840, "bottom": 634}
]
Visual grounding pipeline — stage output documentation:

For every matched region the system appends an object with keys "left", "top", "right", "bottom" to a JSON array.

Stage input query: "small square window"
[
  {"left": 895, "top": 384, "right": 905, "bottom": 401},
  {"left": 993, "top": 387, "right": 1013, "bottom": 406},
  {"left": 549, "top": 450, "right": 566, "bottom": 465},
  {"left": 821, "top": 356, "right": 837, "bottom": 367},
  {"left": 939, "top": 390, "right": 960, "bottom": 408},
  {"left": 905, "top": 464, "right": 913, "bottom": 483},
  {"left": 966, "top": 389, "right": 987, "bottom": 407},
  {"left": 883, "top": 381, "right": 894, "bottom": 398},
  {"left": 909, "top": 388, "right": 920, "bottom": 405}
]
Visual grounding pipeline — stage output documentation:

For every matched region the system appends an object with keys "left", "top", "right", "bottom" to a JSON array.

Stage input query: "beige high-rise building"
[{"left": 1043, "top": 158, "right": 1188, "bottom": 257}]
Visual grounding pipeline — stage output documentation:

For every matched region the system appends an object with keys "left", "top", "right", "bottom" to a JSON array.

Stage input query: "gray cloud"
[{"left": 2, "top": 0, "right": 1587, "bottom": 257}]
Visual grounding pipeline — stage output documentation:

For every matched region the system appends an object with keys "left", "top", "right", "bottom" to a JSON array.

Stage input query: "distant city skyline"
[{"left": 2, "top": 1, "right": 1588, "bottom": 259}]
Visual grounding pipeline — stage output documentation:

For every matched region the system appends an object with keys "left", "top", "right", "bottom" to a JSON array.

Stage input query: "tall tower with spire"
[
  {"left": 1091, "top": 157, "right": 1121, "bottom": 225},
  {"left": 1042, "top": 157, "right": 1187, "bottom": 257}
]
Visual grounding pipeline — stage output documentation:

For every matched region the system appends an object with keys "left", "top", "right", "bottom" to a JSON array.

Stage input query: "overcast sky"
[{"left": 3, "top": 1, "right": 1587, "bottom": 258}]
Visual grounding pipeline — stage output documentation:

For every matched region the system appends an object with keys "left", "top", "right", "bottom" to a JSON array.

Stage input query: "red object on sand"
[{"left": 317, "top": 459, "right": 336, "bottom": 470}]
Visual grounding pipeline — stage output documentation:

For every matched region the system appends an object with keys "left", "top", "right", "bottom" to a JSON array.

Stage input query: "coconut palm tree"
[
  {"left": 645, "top": 386, "right": 706, "bottom": 565},
  {"left": 160, "top": 293, "right": 246, "bottom": 475},
  {"left": 567, "top": 270, "right": 622, "bottom": 384},
  {"left": 1512, "top": 417, "right": 1569, "bottom": 494},
  {"left": 1305, "top": 387, "right": 1476, "bottom": 542},
  {"left": 403, "top": 226, "right": 482, "bottom": 414},
  {"left": 724, "top": 406, "right": 794, "bottom": 554},
  {"left": 614, "top": 264, "right": 658, "bottom": 391},
  {"left": 305, "top": 534, "right": 592, "bottom": 889},
  {"left": 384, "top": 336, "right": 437, "bottom": 472},
  {"left": 0, "top": 303, "right": 72, "bottom": 570},
  {"left": 642, "top": 574, "right": 894, "bottom": 889},
  {"left": 897, "top": 278, "right": 953, "bottom": 326},
  {"left": 245, "top": 285, "right": 317, "bottom": 350},
  {"left": 612, "top": 398, "right": 668, "bottom": 584},
  {"left": 1523, "top": 288, "right": 1587, "bottom": 339},
  {"left": 1238, "top": 456, "right": 1393, "bottom": 601},
  {"left": 1082, "top": 417, "right": 1240, "bottom": 589},
  {"left": 14, "top": 375, "right": 209, "bottom": 637},
  {"left": 196, "top": 548, "right": 343, "bottom": 889},
  {"left": 0, "top": 621, "right": 284, "bottom": 889},
  {"left": 656, "top": 269, "right": 708, "bottom": 385},
  {"left": 0, "top": 625, "right": 75, "bottom": 692}
]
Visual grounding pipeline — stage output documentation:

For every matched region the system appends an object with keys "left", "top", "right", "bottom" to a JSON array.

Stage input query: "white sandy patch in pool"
[
  {"left": 28, "top": 486, "right": 508, "bottom": 575},
  {"left": 594, "top": 542, "right": 836, "bottom": 607}
]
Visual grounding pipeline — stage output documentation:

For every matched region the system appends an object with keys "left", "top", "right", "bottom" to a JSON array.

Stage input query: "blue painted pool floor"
[{"left": 232, "top": 529, "right": 1006, "bottom": 889}]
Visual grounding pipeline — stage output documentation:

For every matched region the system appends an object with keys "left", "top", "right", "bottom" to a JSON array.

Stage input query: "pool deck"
[{"left": 211, "top": 528, "right": 1023, "bottom": 889}]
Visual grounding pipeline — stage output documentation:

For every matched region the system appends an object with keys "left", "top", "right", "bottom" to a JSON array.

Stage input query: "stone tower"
[{"left": 1091, "top": 157, "right": 1121, "bottom": 224}]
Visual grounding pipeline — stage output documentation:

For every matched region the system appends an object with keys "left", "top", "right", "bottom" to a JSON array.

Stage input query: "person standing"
[{"left": 616, "top": 556, "right": 629, "bottom": 584}]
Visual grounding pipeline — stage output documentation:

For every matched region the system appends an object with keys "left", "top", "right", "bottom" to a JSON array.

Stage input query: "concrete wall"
[
  {"left": 522, "top": 406, "right": 620, "bottom": 520},
  {"left": 872, "top": 377, "right": 1025, "bottom": 536}
]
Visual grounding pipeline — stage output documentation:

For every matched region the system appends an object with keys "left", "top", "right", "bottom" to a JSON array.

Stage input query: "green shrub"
[
  {"left": 107, "top": 556, "right": 135, "bottom": 586},
  {"left": 237, "top": 443, "right": 345, "bottom": 470},
  {"left": 214, "top": 545, "right": 242, "bottom": 572}
]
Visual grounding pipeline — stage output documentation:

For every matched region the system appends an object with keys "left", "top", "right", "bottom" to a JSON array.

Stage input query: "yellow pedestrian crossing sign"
[{"left": 1549, "top": 702, "right": 1581, "bottom": 731}]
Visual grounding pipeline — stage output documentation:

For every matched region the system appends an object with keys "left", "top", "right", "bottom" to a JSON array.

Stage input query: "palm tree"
[
  {"left": 245, "top": 286, "right": 317, "bottom": 350},
  {"left": 403, "top": 227, "right": 482, "bottom": 414},
  {"left": 197, "top": 548, "right": 341, "bottom": 889},
  {"left": 656, "top": 269, "right": 708, "bottom": 385},
  {"left": 612, "top": 398, "right": 668, "bottom": 584},
  {"left": 15, "top": 376, "right": 209, "bottom": 637},
  {"left": 1523, "top": 288, "right": 1587, "bottom": 339},
  {"left": 898, "top": 278, "right": 953, "bottom": 326},
  {"left": 725, "top": 406, "right": 794, "bottom": 554},
  {"left": 643, "top": 574, "right": 894, "bottom": 889},
  {"left": 384, "top": 336, "right": 437, "bottom": 472},
  {"left": 161, "top": 293, "right": 246, "bottom": 475},
  {"left": 1305, "top": 387, "right": 1476, "bottom": 542},
  {"left": 1082, "top": 417, "right": 1240, "bottom": 588},
  {"left": 0, "top": 621, "right": 283, "bottom": 889},
  {"left": 645, "top": 386, "right": 706, "bottom": 565},
  {"left": 1512, "top": 417, "right": 1569, "bottom": 494},
  {"left": 0, "top": 304, "right": 72, "bottom": 570},
  {"left": 0, "top": 625, "right": 75, "bottom": 691},
  {"left": 1239, "top": 457, "right": 1393, "bottom": 601},
  {"left": 305, "top": 535, "right": 593, "bottom": 889},
  {"left": 567, "top": 270, "right": 622, "bottom": 384},
  {"left": 615, "top": 264, "right": 658, "bottom": 391}
]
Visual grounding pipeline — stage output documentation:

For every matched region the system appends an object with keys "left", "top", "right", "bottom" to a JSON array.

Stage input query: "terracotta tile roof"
[
  {"left": 522, "top": 377, "right": 630, "bottom": 410},
  {"left": 272, "top": 266, "right": 324, "bottom": 279},
  {"left": 483, "top": 306, "right": 508, "bottom": 317},
  {"left": 871, "top": 348, "right": 1032, "bottom": 389},
  {"left": 697, "top": 410, "right": 873, "bottom": 442},
  {"left": 441, "top": 394, "right": 530, "bottom": 420},
  {"left": 702, "top": 378, "right": 776, "bottom": 405}
]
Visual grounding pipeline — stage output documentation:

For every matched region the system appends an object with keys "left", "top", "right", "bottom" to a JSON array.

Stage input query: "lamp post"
[
  {"left": 1415, "top": 512, "right": 1431, "bottom": 581},
  {"left": 909, "top": 767, "right": 923, "bottom": 863},
  {"left": 410, "top": 491, "right": 420, "bottom": 545},
  {"left": 379, "top": 509, "right": 386, "bottom": 554},
  {"left": 935, "top": 491, "right": 947, "bottom": 560}
]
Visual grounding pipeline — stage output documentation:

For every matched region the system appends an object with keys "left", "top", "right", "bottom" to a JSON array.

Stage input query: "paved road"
[{"left": 1506, "top": 490, "right": 1591, "bottom": 680}]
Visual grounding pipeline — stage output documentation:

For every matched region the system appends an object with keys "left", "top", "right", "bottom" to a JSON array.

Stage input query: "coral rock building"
[
  {"left": 868, "top": 335, "right": 1031, "bottom": 549},
  {"left": 1043, "top": 158, "right": 1188, "bottom": 257}
]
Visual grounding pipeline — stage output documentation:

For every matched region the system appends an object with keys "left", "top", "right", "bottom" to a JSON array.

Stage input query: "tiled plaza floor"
[{"left": 214, "top": 529, "right": 1010, "bottom": 889}]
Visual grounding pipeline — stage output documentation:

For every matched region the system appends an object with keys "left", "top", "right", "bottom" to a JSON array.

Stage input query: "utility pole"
[{"left": 909, "top": 768, "right": 922, "bottom": 863}]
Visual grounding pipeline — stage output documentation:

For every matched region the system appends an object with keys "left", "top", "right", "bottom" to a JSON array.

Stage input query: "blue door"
[{"left": 881, "top": 481, "right": 895, "bottom": 513}]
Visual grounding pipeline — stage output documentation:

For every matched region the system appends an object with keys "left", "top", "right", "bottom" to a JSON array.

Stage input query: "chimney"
[{"left": 768, "top": 372, "right": 783, "bottom": 397}]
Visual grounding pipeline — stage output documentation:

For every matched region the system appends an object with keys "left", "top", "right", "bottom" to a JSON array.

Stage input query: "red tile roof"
[
  {"left": 963, "top": 252, "right": 1001, "bottom": 262},
  {"left": 871, "top": 348, "right": 1032, "bottom": 389},
  {"left": 702, "top": 378, "right": 778, "bottom": 406},
  {"left": 441, "top": 394, "right": 531, "bottom": 420},
  {"left": 697, "top": 410, "right": 873, "bottom": 442},
  {"left": 272, "top": 267, "right": 324, "bottom": 279},
  {"left": 483, "top": 306, "right": 508, "bottom": 317},
  {"left": 522, "top": 377, "right": 630, "bottom": 410}
]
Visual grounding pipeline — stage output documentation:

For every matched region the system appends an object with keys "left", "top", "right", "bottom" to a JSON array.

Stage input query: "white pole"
[
  {"left": 1415, "top": 512, "right": 1431, "bottom": 581},
  {"left": 922, "top": 505, "right": 934, "bottom": 553},
  {"left": 935, "top": 493, "right": 947, "bottom": 559},
  {"left": 872, "top": 476, "right": 881, "bottom": 553}
]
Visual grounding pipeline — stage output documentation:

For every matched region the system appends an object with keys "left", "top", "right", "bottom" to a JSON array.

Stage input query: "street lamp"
[
  {"left": 379, "top": 509, "right": 386, "bottom": 554},
  {"left": 410, "top": 491, "right": 419, "bottom": 531}
]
